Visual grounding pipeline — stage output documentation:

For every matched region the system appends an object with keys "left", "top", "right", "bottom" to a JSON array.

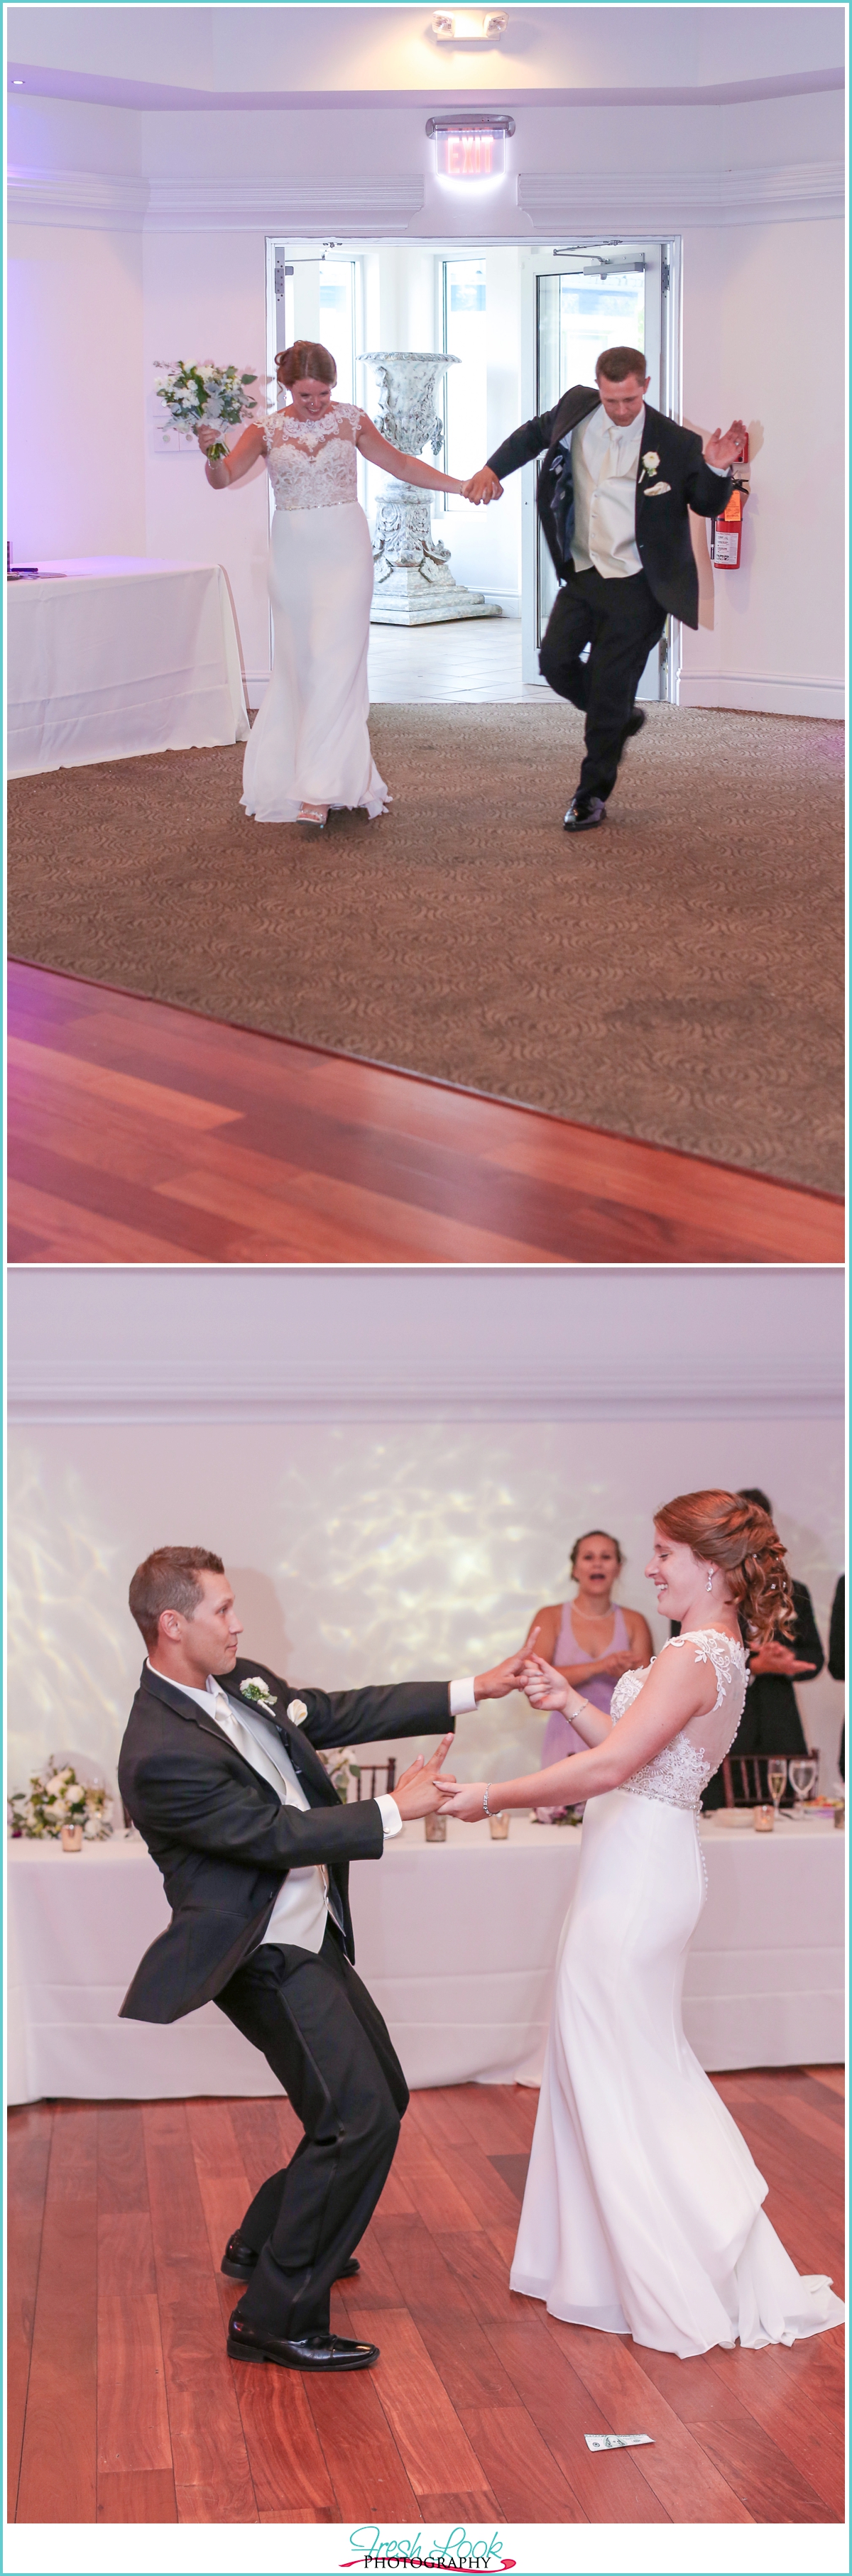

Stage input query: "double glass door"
[{"left": 520, "top": 241, "right": 675, "bottom": 692}]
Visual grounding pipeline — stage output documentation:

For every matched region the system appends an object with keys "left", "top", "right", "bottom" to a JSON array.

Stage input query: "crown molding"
[
  {"left": 519, "top": 160, "right": 845, "bottom": 230},
  {"left": 6, "top": 63, "right": 846, "bottom": 113},
  {"left": 7, "top": 163, "right": 151, "bottom": 229},
  {"left": 9, "top": 158, "right": 841, "bottom": 236},
  {"left": 8, "top": 165, "right": 425, "bottom": 234},
  {"left": 9, "top": 1357, "right": 843, "bottom": 1427}
]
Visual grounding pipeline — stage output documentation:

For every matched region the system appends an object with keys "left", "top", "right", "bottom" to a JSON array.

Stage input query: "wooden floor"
[
  {"left": 8, "top": 964, "right": 843, "bottom": 1265},
  {"left": 8, "top": 2067, "right": 844, "bottom": 2526}
]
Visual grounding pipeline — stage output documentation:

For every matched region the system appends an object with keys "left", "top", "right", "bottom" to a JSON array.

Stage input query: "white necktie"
[
  {"left": 210, "top": 1689, "right": 292, "bottom": 1796},
  {"left": 210, "top": 1689, "right": 340, "bottom": 1928}
]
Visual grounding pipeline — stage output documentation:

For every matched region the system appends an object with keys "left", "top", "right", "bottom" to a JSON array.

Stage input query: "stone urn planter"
[{"left": 362, "top": 351, "right": 501, "bottom": 626}]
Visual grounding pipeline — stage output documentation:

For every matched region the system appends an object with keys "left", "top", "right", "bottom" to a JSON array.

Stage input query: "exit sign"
[{"left": 437, "top": 127, "right": 504, "bottom": 176}]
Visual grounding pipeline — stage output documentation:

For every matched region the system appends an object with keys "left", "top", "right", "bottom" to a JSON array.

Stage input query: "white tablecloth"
[
  {"left": 7, "top": 556, "right": 249, "bottom": 775},
  {"left": 7, "top": 1815, "right": 843, "bottom": 2103}
]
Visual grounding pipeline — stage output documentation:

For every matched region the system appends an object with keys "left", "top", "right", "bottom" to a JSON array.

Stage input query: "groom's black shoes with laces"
[
  {"left": 222, "top": 2230, "right": 360, "bottom": 2284},
  {"left": 564, "top": 794, "right": 606, "bottom": 832},
  {"left": 226, "top": 2314, "right": 378, "bottom": 2372}
]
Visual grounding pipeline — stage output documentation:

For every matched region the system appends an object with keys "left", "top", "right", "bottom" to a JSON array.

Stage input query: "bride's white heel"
[{"left": 296, "top": 802, "right": 329, "bottom": 829}]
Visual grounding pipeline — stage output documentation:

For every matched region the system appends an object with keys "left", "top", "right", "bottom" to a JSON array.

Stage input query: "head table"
[
  {"left": 7, "top": 556, "right": 249, "bottom": 777},
  {"left": 7, "top": 1812, "right": 843, "bottom": 2104}
]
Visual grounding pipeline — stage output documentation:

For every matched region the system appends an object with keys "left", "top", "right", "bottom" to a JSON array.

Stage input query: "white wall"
[
  {"left": 679, "top": 217, "right": 845, "bottom": 715},
  {"left": 141, "top": 227, "right": 272, "bottom": 686},
  {"left": 8, "top": 1266, "right": 845, "bottom": 1803},
  {"left": 6, "top": 220, "right": 146, "bottom": 563},
  {"left": 8, "top": 1416, "right": 845, "bottom": 1811},
  {"left": 6, "top": 22, "right": 844, "bottom": 706}
]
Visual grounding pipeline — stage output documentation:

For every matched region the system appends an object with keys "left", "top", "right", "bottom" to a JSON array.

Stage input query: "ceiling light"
[{"left": 432, "top": 12, "right": 508, "bottom": 41}]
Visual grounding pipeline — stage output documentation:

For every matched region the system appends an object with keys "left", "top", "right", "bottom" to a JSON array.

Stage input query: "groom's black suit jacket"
[
  {"left": 486, "top": 388, "right": 734, "bottom": 630},
  {"left": 117, "top": 1657, "right": 452, "bottom": 2024}
]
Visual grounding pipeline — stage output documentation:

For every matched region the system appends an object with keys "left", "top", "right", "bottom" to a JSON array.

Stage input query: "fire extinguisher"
[{"left": 709, "top": 433, "right": 749, "bottom": 569}]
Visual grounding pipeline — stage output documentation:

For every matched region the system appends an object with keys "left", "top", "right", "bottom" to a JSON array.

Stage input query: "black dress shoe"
[
  {"left": 221, "top": 2231, "right": 360, "bottom": 2283},
  {"left": 226, "top": 2314, "right": 378, "bottom": 2371},
  {"left": 563, "top": 795, "right": 606, "bottom": 832}
]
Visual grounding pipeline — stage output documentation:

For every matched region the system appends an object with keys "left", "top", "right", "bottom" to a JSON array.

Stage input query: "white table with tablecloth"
[
  {"left": 6, "top": 556, "right": 248, "bottom": 776},
  {"left": 7, "top": 1813, "right": 843, "bottom": 2104}
]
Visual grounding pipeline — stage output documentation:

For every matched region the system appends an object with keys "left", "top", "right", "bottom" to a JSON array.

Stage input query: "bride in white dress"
[
  {"left": 439, "top": 1490, "right": 844, "bottom": 2359},
  {"left": 199, "top": 338, "right": 472, "bottom": 829}
]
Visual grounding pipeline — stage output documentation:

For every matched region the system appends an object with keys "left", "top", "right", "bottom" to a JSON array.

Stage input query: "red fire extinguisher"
[{"left": 710, "top": 433, "right": 749, "bottom": 569}]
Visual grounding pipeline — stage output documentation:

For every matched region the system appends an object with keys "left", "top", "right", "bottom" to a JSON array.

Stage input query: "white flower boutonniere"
[
  {"left": 286, "top": 1698, "right": 309, "bottom": 1726},
  {"left": 640, "top": 449, "right": 660, "bottom": 476},
  {"left": 240, "top": 1676, "right": 278, "bottom": 1711}
]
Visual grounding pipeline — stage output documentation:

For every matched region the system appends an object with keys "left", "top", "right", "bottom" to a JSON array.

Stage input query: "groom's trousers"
[
  {"left": 540, "top": 564, "right": 666, "bottom": 802},
  {"left": 217, "top": 1920, "right": 408, "bottom": 2339}
]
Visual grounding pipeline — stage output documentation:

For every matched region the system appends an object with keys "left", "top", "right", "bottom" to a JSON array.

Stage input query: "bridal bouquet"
[
  {"left": 153, "top": 360, "right": 266, "bottom": 459},
  {"left": 9, "top": 1761, "right": 114, "bottom": 1840}
]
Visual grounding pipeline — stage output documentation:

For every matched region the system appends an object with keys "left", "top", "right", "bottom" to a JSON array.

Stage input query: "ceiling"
[{"left": 7, "top": 4, "right": 846, "bottom": 111}]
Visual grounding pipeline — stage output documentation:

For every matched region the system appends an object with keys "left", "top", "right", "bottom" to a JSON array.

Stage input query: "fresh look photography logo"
[{"left": 341, "top": 2530, "right": 515, "bottom": 2572}]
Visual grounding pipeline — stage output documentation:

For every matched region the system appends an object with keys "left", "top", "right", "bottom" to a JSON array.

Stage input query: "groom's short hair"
[
  {"left": 129, "top": 1546, "right": 224, "bottom": 1647},
  {"left": 596, "top": 345, "right": 648, "bottom": 383}
]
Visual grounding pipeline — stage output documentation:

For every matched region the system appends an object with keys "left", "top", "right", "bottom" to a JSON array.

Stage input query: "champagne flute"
[
  {"left": 766, "top": 1756, "right": 787, "bottom": 1821},
  {"left": 788, "top": 1755, "right": 817, "bottom": 1819}
]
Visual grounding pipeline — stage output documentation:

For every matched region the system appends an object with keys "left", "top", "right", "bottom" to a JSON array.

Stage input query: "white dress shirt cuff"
[
  {"left": 449, "top": 1676, "right": 477, "bottom": 1717},
  {"left": 377, "top": 1794, "right": 403, "bottom": 1838},
  {"left": 706, "top": 459, "right": 730, "bottom": 476}
]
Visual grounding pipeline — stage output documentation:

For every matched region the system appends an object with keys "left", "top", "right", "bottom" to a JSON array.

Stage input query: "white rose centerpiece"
[{"left": 9, "top": 1761, "right": 113, "bottom": 1840}]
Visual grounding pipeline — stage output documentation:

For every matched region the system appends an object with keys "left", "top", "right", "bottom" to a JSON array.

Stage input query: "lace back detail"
[
  {"left": 609, "top": 1628, "right": 747, "bottom": 1813},
  {"left": 263, "top": 403, "right": 362, "bottom": 511}
]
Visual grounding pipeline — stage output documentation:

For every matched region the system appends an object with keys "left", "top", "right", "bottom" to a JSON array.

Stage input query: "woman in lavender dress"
[{"left": 524, "top": 1529, "right": 652, "bottom": 1801}]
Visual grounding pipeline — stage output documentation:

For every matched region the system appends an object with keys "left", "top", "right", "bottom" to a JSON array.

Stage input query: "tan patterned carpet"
[{"left": 7, "top": 701, "right": 843, "bottom": 1191}]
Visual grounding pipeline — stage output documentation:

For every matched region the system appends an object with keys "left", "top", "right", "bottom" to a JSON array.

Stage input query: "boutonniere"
[
  {"left": 643, "top": 480, "right": 671, "bottom": 496},
  {"left": 640, "top": 449, "right": 660, "bottom": 478},
  {"left": 240, "top": 1676, "right": 278, "bottom": 1712}
]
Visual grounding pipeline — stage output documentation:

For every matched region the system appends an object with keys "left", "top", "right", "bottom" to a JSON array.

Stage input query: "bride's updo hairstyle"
[
  {"left": 275, "top": 341, "right": 337, "bottom": 388},
  {"left": 654, "top": 1489, "right": 795, "bottom": 1646}
]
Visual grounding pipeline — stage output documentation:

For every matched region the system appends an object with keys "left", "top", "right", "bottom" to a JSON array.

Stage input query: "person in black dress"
[{"left": 699, "top": 1488, "right": 824, "bottom": 1808}]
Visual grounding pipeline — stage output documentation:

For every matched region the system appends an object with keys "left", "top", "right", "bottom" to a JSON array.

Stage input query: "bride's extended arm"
[
  {"left": 356, "top": 414, "right": 464, "bottom": 495},
  {"left": 438, "top": 1639, "right": 721, "bottom": 1820},
  {"left": 521, "top": 1653, "right": 611, "bottom": 1746},
  {"left": 197, "top": 421, "right": 266, "bottom": 489}
]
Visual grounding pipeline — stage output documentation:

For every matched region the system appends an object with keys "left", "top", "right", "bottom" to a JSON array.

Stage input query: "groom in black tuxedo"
[
  {"left": 118, "top": 1545, "right": 526, "bottom": 2376},
  {"left": 464, "top": 344, "right": 747, "bottom": 830}
]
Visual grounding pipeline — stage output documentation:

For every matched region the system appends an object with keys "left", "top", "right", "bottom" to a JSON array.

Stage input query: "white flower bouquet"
[
  {"left": 320, "top": 1751, "right": 362, "bottom": 1804},
  {"left": 9, "top": 1762, "right": 114, "bottom": 1841},
  {"left": 153, "top": 360, "right": 266, "bottom": 459}
]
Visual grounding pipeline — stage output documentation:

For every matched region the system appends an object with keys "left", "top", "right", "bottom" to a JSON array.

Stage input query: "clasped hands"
[
  {"left": 460, "top": 466, "right": 503, "bottom": 506},
  {"left": 393, "top": 1643, "right": 559, "bottom": 1822},
  {"left": 432, "top": 1638, "right": 571, "bottom": 1825}
]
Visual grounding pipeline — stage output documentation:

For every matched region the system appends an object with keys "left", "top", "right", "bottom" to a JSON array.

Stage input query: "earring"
[{"left": 706, "top": 1567, "right": 714, "bottom": 1593}]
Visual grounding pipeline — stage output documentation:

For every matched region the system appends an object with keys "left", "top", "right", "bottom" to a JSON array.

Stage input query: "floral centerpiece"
[
  {"left": 9, "top": 1762, "right": 114, "bottom": 1840},
  {"left": 153, "top": 361, "right": 266, "bottom": 459},
  {"left": 320, "top": 1751, "right": 362, "bottom": 1804}
]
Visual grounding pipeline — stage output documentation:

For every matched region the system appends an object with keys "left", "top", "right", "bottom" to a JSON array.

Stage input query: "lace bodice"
[
  {"left": 610, "top": 1628, "right": 747, "bottom": 1811},
  {"left": 262, "top": 403, "right": 363, "bottom": 511}
]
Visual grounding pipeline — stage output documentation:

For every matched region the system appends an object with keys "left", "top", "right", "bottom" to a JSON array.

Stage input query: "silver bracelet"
[{"left": 483, "top": 1786, "right": 490, "bottom": 1817}]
